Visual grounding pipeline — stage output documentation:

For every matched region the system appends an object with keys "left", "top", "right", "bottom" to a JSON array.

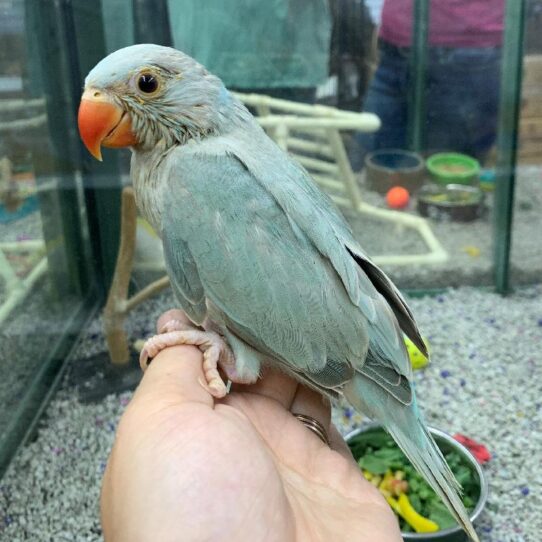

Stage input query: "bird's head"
[{"left": 78, "top": 44, "right": 236, "bottom": 160}]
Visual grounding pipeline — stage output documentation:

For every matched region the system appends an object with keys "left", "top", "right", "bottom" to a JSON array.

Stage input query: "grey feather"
[
  {"left": 158, "top": 151, "right": 368, "bottom": 386},
  {"left": 174, "top": 120, "right": 417, "bottom": 382},
  {"left": 162, "top": 232, "right": 207, "bottom": 325}
]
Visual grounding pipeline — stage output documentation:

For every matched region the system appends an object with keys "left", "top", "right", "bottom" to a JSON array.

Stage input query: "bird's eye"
[{"left": 137, "top": 73, "right": 159, "bottom": 94}]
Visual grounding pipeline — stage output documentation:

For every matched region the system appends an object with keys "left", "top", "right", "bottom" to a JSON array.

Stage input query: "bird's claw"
[
  {"left": 158, "top": 318, "right": 192, "bottom": 334},
  {"left": 139, "top": 327, "right": 233, "bottom": 399}
]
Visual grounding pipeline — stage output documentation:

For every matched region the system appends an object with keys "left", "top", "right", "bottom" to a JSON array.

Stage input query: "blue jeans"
[{"left": 353, "top": 40, "right": 502, "bottom": 170}]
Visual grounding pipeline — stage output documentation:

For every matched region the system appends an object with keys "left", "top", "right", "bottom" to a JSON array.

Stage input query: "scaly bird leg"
[{"left": 140, "top": 319, "right": 235, "bottom": 398}]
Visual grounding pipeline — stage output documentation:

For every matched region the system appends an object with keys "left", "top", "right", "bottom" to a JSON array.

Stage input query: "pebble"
[{"left": 0, "top": 286, "right": 541, "bottom": 541}]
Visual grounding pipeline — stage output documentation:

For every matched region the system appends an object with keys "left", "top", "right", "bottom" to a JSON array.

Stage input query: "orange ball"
[{"left": 386, "top": 186, "right": 410, "bottom": 209}]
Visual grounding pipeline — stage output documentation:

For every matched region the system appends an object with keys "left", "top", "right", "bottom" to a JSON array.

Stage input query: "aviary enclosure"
[{"left": 0, "top": 1, "right": 540, "bottom": 540}]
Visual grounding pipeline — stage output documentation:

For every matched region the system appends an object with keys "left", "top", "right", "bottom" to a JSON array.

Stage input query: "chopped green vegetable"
[
  {"left": 348, "top": 429, "right": 480, "bottom": 532},
  {"left": 409, "top": 493, "right": 422, "bottom": 512},
  {"left": 357, "top": 454, "right": 390, "bottom": 475},
  {"left": 428, "top": 502, "right": 456, "bottom": 530}
]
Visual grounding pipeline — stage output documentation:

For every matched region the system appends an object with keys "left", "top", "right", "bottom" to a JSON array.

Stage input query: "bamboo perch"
[
  {"left": 0, "top": 98, "right": 45, "bottom": 113},
  {"left": 0, "top": 258, "right": 47, "bottom": 326},
  {"left": 0, "top": 234, "right": 47, "bottom": 326},
  {"left": 0, "top": 114, "right": 47, "bottom": 133}
]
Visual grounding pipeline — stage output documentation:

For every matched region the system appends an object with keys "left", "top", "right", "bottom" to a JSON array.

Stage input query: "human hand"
[{"left": 100, "top": 310, "right": 402, "bottom": 542}]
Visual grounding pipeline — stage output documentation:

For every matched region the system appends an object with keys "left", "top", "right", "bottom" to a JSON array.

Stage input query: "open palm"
[{"left": 101, "top": 311, "right": 401, "bottom": 542}]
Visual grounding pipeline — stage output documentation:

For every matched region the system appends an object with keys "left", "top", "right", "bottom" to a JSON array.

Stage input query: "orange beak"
[{"left": 78, "top": 88, "right": 137, "bottom": 161}]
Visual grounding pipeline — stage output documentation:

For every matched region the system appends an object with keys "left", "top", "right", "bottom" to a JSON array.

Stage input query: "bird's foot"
[
  {"left": 159, "top": 318, "right": 195, "bottom": 334},
  {"left": 140, "top": 324, "right": 234, "bottom": 398}
]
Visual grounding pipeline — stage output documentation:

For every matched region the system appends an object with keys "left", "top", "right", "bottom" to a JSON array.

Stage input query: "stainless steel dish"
[{"left": 346, "top": 424, "right": 488, "bottom": 542}]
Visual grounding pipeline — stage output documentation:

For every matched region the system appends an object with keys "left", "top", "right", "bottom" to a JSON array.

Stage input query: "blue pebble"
[
  {"left": 521, "top": 487, "right": 530, "bottom": 496},
  {"left": 440, "top": 370, "right": 451, "bottom": 378},
  {"left": 460, "top": 378, "right": 466, "bottom": 387},
  {"left": 537, "top": 318, "right": 542, "bottom": 327}
]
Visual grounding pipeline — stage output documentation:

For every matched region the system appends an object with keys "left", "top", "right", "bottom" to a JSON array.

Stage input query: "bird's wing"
[
  {"left": 206, "top": 129, "right": 424, "bottom": 402},
  {"left": 235, "top": 144, "right": 427, "bottom": 360},
  {"left": 162, "top": 232, "right": 207, "bottom": 325},
  {"left": 160, "top": 150, "right": 366, "bottom": 389}
]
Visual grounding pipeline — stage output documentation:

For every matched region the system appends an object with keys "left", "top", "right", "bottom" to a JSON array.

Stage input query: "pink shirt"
[{"left": 379, "top": 0, "right": 505, "bottom": 48}]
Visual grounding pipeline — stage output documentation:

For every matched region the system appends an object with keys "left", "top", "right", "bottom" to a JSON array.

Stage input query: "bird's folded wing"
[
  {"left": 162, "top": 233, "right": 207, "bottom": 325},
  {"left": 219, "top": 133, "right": 427, "bottom": 366},
  {"left": 160, "top": 151, "right": 366, "bottom": 381}
]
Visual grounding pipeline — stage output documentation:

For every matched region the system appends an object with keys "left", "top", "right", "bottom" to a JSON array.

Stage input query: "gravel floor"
[
  {"left": 0, "top": 286, "right": 541, "bottom": 542},
  {"left": 0, "top": 277, "right": 79, "bottom": 438}
]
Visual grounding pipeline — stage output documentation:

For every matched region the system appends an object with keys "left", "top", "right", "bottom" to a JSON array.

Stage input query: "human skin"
[{"left": 100, "top": 310, "right": 402, "bottom": 542}]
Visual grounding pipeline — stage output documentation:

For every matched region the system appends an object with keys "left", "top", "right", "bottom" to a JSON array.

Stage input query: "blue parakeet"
[{"left": 78, "top": 44, "right": 479, "bottom": 541}]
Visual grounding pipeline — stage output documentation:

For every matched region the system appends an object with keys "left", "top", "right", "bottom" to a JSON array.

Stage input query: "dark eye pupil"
[{"left": 138, "top": 74, "right": 158, "bottom": 93}]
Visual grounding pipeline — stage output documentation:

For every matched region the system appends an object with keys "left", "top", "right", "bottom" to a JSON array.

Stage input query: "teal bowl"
[{"left": 346, "top": 424, "right": 488, "bottom": 542}]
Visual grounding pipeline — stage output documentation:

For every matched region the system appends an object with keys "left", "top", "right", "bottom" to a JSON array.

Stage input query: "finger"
[
  {"left": 134, "top": 345, "right": 214, "bottom": 409},
  {"left": 230, "top": 366, "right": 299, "bottom": 409},
  {"left": 289, "top": 385, "right": 331, "bottom": 443},
  {"left": 156, "top": 309, "right": 192, "bottom": 333}
]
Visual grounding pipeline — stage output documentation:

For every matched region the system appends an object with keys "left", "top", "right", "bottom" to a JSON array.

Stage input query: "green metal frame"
[
  {"left": 407, "top": 0, "right": 526, "bottom": 296},
  {"left": 25, "top": 0, "right": 93, "bottom": 297},
  {"left": 71, "top": 0, "right": 124, "bottom": 291},
  {"left": 493, "top": 0, "right": 526, "bottom": 294},
  {"left": 408, "top": 0, "right": 429, "bottom": 152}
]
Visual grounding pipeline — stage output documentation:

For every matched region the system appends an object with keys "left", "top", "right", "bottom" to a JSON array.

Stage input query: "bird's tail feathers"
[
  {"left": 344, "top": 376, "right": 480, "bottom": 542},
  {"left": 387, "top": 421, "right": 479, "bottom": 542}
]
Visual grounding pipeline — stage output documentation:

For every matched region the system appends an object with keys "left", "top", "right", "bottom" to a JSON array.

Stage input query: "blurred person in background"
[
  {"left": 328, "top": 0, "right": 376, "bottom": 111},
  {"left": 352, "top": 0, "right": 505, "bottom": 170}
]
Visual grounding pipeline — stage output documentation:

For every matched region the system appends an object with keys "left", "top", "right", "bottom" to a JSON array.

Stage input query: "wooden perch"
[{"left": 103, "top": 187, "right": 170, "bottom": 364}]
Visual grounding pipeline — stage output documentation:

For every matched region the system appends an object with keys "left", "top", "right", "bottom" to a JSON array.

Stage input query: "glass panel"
[
  {"left": 0, "top": 1, "right": 522, "bottom": 465},
  {"left": 0, "top": 0, "right": 96, "bottom": 470},
  {"left": 0, "top": 2, "right": 531, "bottom": 539},
  {"left": 511, "top": 1, "right": 542, "bottom": 286},
  {"left": 348, "top": 0, "right": 505, "bottom": 291}
]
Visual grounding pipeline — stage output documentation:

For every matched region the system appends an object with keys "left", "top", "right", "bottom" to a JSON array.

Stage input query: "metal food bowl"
[
  {"left": 346, "top": 424, "right": 488, "bottom": 542},
  {"left": 417, "top": 184, "right": 485, "bottom": 222},
  {"left": 365, "top": 149, "right": 426, "bottom": 194}
]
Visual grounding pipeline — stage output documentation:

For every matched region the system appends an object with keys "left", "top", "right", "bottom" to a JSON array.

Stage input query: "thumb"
[
  {"left": 135, "top": 344, "right": 213, "bottom": 409},
  {"left": 133, "top": 309, "right": 213, "bottom": 410},
  {"left": 134, "top": 307, "right": 214, "bottom": 411}
]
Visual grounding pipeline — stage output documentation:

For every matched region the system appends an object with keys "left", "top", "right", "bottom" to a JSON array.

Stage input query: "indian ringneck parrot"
[{"left": 78, "top": 44, "right": 478, "bottom": 541}]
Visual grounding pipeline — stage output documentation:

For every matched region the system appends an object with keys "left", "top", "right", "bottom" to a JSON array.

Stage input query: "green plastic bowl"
[{"left": 426, "top": 153, "right": 480, "bottom": 185}]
